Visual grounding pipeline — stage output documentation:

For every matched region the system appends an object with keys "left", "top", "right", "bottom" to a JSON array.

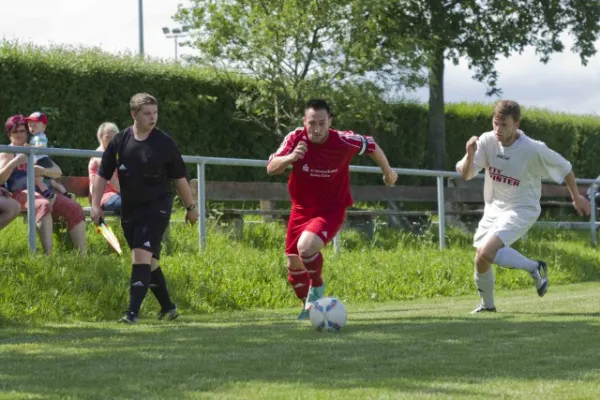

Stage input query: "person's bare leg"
[
  {"left": 37, "top": 214, "right": 53, "bottom": 254},
  {"left": 68, "top": 221, "right": 87, "bottom": 254},
  {"left": 472, "top": 235, "right": 504, "bottom": 312},
  {"left": 0, "top": 197, "right": 21, "bottom": 230}
]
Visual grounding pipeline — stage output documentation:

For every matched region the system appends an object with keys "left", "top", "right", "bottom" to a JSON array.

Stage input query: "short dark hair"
[
  {"left": 305, "top": 99, "right": 331, "bottom": 116},
  {"left": 493, "top": 100, "right": 521, "bottom": 121}
]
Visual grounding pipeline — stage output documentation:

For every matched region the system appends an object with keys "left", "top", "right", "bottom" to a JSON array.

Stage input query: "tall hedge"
[
  {"left": 0, "top": 42, "right": 275, "bottom": 182},
  {"left": 1, "top": 42, "right": 600, "bottom": 185}
]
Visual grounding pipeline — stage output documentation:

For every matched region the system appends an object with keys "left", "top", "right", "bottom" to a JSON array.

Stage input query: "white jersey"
[{"left": 469, "top": 130, "right": 572, "bottom": 212}]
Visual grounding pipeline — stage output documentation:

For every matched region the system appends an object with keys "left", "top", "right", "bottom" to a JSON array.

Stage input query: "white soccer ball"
[{"left": 309, "top": 297, "right": 347, "bottom": 332}]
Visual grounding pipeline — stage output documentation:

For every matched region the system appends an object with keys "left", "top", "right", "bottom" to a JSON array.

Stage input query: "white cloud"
[{"left": 407, "top": 36, "right": 600, "bottom": 115}]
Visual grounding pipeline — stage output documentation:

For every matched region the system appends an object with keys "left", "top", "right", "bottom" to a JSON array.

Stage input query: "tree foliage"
[
  {"left": 352, "top": 0, "right": 600, "bottom": 169},
  {"left": 175, "top": 0, "right": 425, "bottom": 134}
]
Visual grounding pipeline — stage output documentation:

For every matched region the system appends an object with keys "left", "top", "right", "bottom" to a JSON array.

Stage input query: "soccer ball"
[{"left": 309, "top": 297, "right": 347, "bottom": 332}]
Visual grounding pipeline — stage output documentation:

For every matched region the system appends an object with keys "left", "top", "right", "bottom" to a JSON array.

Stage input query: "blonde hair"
[
  {"left": 96, "top": 122, "right": 119, "bottom": 147},
  {"left": 130, "top": 93, "right": 158, "bottom": 112}
]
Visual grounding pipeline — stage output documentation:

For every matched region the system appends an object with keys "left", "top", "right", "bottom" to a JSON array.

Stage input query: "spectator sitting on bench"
[
  {"left": 25, "top": 111, "right": 75, "bottom": 201},
  {"left": 88, "top": 122, "right": 121, "bottom": 214},
  {"left": 0, "top": 115, "right": 87, "bottom": 254}
]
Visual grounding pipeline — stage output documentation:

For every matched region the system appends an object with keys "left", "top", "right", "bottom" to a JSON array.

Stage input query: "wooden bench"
[
  {"left": 44, "top": 177, "right": 117, "bottom": 219},
  {"left": 17, "top": 177, "right": 119, "bottom": 242},
  {"left": 190, "top": 179, "right": 595, "bottom": 238},
  {"left": 18, "top": 176, "right": 117, "bottom": 218},
  {"left": 56, "top": 176, "right": 176, "bottom": 243},
  {"left": 190, "top": 179, "right": 588, "bottom": 206}
]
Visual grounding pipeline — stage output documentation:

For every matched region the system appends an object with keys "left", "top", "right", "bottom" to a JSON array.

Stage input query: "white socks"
[
  {"left": 474, "top": 268, "right": 495, "bottom": 309},
  {"left": 474, "top": 248, "right": 539, "bottom": 309},
  {"left": 493, "top": 247, "right": 538, "bottom": 273}
]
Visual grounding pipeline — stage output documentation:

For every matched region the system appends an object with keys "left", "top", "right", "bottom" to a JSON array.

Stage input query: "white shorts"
[{"left": 473, "top": 205, "right": 540, "bottom": 248}]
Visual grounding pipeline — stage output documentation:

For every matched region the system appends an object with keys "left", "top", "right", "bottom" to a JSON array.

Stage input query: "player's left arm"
[
  {"left": 564, "top": 171, "right": 590, "bottom": 216},
  {"left": 174, "top": 178, "right": 199, "bottom": 224},
  {"left": 167, "top": 140, "right": 199, "bottom": 224},
  {"left": 368, "top": 144, "right": 398, "bottom": 186},
  {"left": 340, "top": 131, "right": 398, "bottom": 186},
  {"left": 535, "top": 142, "right": 590, "bottom": 216},
  {"left": 174, "top": 177, "right": 196, "bottom": 208}
]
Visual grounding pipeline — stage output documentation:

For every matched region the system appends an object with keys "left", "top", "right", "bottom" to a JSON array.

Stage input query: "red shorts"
[
  {"left": 50, "top": 193, "right": 85, "bottom": 230},
  {"left": 285, "top": 206, "right": 346, "bottom": 255},
  {"left": 13, "top": 190, "right": 85, "bottom": 231}
]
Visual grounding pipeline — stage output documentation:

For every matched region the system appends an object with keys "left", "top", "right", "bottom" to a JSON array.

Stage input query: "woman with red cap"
[{"left": 0, "top": 115, "right": 87, "bottom": 254}]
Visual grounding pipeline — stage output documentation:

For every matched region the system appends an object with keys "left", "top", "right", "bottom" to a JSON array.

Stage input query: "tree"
[
  {"left": 174, "top": 0, "right": 424, "bottom": 134},
  {"left": 355, "top": 0, "right": 600, "bottom": 170}
]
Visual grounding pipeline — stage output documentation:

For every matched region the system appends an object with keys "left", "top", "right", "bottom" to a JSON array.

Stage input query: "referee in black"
[{"left": 91, "top": 93, "right": 199, "bottom": 323}]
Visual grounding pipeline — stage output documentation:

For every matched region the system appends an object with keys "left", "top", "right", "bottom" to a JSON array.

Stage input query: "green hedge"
[
  {"left": 2, "top": 42, "right": 600, "bottom": 185},
  {"left": 0, "top": 42, "right": 275, "bottom": 182}
]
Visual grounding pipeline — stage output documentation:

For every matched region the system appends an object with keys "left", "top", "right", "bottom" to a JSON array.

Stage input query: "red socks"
[{"left": 302, "top": 252, "right": 323, "bottom": 287}]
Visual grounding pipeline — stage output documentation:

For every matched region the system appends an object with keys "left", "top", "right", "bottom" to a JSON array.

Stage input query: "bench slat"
[
  {"left": 60, "top": 176, "right": 590, "bottom": 204},
  {"left": 211, "top": 209, "right": 485, "bottom": 217},
  {"left": 188, "top": 180, "right": 590, "bottom": 203}
]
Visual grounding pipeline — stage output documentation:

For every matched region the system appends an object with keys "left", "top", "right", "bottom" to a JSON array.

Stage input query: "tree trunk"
[{"left": 428, "top": 47, "right": 446, "bottom": 171}]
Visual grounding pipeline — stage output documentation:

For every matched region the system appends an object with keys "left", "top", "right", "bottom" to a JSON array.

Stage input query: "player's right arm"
[
  {"left": 456, "top": 136, "right": 479, "bottom": 181},
  {"left": 266, "top": 131, "right": 306, "bottom": 176}
]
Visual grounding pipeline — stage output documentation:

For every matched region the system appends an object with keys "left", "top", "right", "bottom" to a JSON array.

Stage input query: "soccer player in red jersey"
[{"left": 267, "top": 99, "right": 398, "bottom": 319}]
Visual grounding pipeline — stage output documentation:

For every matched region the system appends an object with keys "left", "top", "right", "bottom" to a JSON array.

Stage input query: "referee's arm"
[
  {"left": 175, "top": 178, "right": 194, "bottom": 210},
  {"left": 91, "top": 173, "right": 108, "bottom": 225},
  {"left": 167, "top": 141, "right": 198, "bottom": 223},
  {"left": 91, "top": 139, "right": 117, "bottom": 224},
  {"left": 91, "top": 175, "right": 108, "bottom": 209}
]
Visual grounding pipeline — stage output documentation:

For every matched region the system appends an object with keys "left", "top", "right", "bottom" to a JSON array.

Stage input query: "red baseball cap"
[
  {"left": 25, "top": 111, "right": 48, "bottom": 125},
  {"left": 4, "top": 115, "right": 28, "bottom": 135}
]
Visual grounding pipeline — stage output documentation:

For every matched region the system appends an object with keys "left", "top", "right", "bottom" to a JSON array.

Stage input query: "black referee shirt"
[{"left": 98, "top": 127, "right": 187, "bottom": 213}]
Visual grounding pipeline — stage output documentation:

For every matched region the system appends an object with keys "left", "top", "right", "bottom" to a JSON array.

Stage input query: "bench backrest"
[
  {"left": 58, "top": 176, "right": 90, "bottom": 198},
  {"left": 60, "top": 176, "right": 589, "bottom": 204},
  {"left": 189, "top": 179, "right": 589, "bottom": 203}
]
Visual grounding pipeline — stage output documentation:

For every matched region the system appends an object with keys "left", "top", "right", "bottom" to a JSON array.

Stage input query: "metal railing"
[{"left": 0, "top": 144, "right": 598, "bottom": 253}]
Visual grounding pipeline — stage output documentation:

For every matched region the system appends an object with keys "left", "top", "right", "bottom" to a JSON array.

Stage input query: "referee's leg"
[
  {"left": 120, "top": 208, "right": 175, "bottom": 323},
  {"left": 119, "top": 246, "right": 154, "bottom": 323},
  {"left": 143, "top": 212, "right": 177, "bottom": 319},
  {"left": 119, "top": 215, "right": 157, "bottom": 323},
  {"left": 149, "top": 257, "right": 178, "bottom": 320}
]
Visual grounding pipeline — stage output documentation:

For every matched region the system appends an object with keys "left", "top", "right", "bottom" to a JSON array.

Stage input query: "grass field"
[
  {"left": 1, "top": 282, "right": 599, "bottom": 399},
  {"left": 1, "top": 210, "right": 599, "bottom": 398},
  {"left": 1, "top": 212, "right": 599, "bottom": 323}
]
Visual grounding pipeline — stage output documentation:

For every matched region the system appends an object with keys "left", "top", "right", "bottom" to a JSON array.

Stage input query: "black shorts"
[{"left": 121, "top": 198, "right": 172, "bottom": 260}]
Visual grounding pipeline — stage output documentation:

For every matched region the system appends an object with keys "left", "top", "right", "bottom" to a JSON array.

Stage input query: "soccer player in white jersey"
[{"left": 456, "top": 100, "right": 591, "bottom": 313}]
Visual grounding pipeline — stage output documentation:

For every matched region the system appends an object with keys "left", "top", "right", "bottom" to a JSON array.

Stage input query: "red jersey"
[{"left": 269, "top": 127, "right": 376, "bottom": 210}]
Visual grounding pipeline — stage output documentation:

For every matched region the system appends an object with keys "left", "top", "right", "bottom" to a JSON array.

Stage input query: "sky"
[{"left": 1, "top": 0, "right": 599, "bottom": 116}]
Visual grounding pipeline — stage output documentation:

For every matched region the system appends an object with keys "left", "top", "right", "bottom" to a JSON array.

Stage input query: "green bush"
[
  {"left": 0, "top": 42, "right": 276, "bottom": 182},
  {"left": 2, "top": 41, "right": 600, "bottom": 184}
]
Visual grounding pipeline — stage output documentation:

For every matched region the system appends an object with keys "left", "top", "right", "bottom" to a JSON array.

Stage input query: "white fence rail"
[{"left": 0, "top": 144, "right": 598, "bottom": 253}]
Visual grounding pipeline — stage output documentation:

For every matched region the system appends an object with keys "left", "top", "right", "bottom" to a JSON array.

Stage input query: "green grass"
[
  {"left": 1, "top": 283, "right": 600, "bottom": 399},
  {"left": 1, "top": 212, "right": 599, "bottom": 323}
]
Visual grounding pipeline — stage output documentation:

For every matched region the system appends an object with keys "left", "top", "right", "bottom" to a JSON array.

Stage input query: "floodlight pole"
[
  {"left": 138, "top": 0, "right": 144, "bottom": 56},
  {"left": 163, "top": 26, "right": 190, "bottom": 61}
]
